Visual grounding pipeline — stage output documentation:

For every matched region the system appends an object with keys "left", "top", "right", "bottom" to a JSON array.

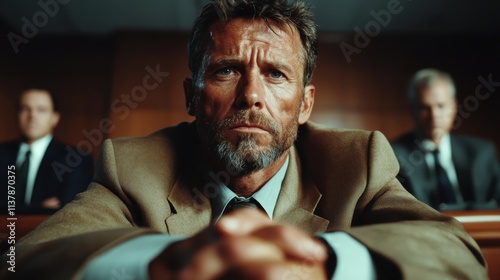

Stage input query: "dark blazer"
[
  {"left": 0, "top": 138, "right": 94, "bottom": 213},
  {"left": 3, "top": 122, "right": 486, "bottom": 279},
  {"left": 391, "top": 132, "right": 500, "bottom": 209}
]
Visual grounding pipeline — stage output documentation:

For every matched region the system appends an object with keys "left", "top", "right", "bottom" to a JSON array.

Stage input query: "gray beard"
[
  {"left": 214, "top": 133, "right": 284, "bottom": 175},
  {"left": 196, "top": 110, "right": 298, "bottom": 175}
]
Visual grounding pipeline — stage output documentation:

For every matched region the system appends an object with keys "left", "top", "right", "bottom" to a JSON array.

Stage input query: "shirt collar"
[
  {"left": 18, "top": 134, "right": 53, "bottom": 165},
  {"left": 420, "top": 133, "right": 451, "bottom": 154},
  {"left": 437, "top": 133, "right": 452, "bottom": 160},
  {"left": 210, "top": 155, "right": 289, "bottom": 222}
]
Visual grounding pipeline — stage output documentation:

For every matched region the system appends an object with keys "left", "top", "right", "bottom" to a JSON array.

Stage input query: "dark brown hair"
[
  {"left": 188, "top": 0, "right": 318, "bottom": 87},
  {"left": 18, "top": 85, "right": 59, "bottom": 112}
]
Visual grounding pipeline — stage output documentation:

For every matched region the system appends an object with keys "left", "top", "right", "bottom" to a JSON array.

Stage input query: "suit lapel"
[
  {"left": 410, "top": 154, "right": 436, "bottom": 205},
  {"left": 274, "top": 147, "right": 329, "bottom": 234},
  {"left": 9, "top": 142, "right": 20, "bottom": 164},
  {"left": 163, "top": 123, "right": 328, "bottom": 235},
  {"left": 164, "top": 177, "right": 212, "bottom": 235},
  {"left": 164, "top": 129, "right": 212, "bottom": 235},
  {"left": 164, "top": 146, "right": 329, "bottom": 235}
]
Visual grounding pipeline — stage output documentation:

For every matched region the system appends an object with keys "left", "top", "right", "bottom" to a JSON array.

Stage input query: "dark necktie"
[
  {"left": 224, "top": 197, "right": 261, "bottom": 214},
  {"left": 432, "top": 149, "right": 456, "bottom": 204},
  {"left": 17, "top": 149, "right": 31, "bottom": 206}
]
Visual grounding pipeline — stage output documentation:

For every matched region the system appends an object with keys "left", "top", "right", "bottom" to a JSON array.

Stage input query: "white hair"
[{"left": 407, "top": 68, "right": 456, "bottom": 105}]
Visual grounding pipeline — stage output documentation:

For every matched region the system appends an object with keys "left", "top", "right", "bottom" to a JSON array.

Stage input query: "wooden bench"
[{"left": 444, "top": 210, "right": 500, "bottom": 280}]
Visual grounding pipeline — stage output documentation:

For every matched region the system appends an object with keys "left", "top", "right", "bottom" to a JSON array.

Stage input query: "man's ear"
[
  {"left": 452, "top": 98, "right": 458, "bottom": 116},
  {"left": 50, "top": 111, "right": 60, "bottom": 129},
  {"left": 298, "top": 84, "right": 315, "bottom": 125},
  {"left": 183, "top": 78, "right": 196, "bottom": 116}
]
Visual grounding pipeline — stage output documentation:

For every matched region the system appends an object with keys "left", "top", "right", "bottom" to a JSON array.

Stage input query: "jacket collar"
[
  {"left": 274, "top": 146, "right": 329, "bottom": 234},
  {"left": 164, "top": 134, "right": 328, "bottom": 235}
]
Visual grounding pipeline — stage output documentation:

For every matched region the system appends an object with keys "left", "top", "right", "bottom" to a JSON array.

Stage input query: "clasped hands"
[{"left": 150, "top": 209, "right": 329, "bottom": 280}]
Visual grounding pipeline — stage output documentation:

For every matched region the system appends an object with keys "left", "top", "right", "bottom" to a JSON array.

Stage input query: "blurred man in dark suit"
[
  {"left": 392, "top": 69, "right": 500, "bottom": 210},
  {"left": 0, "top": 87, "right": 94, "bottom": 213}
]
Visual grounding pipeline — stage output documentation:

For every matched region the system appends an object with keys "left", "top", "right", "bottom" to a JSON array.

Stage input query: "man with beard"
[{"left": 2, "top": 1, "right": 487, "bottom": 279}]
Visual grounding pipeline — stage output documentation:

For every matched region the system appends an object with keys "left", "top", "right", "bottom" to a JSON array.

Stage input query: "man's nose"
[
  {"left": 234, "top": 72, "right": 264, "bottom": 110},
  {"left": 430, "top": 107, "right": 442, "bottom": 120},
  {"left": 26, "top": 109, "right": 34, "bottom": 119}
]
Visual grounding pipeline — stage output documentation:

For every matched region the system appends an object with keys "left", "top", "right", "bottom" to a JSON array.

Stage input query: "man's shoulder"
[
  {"left": 95, "top": 123, "right": 194, "bottom": 191},
  {"left": 109, "top": 122, "right": 193, "bottom": 148},
  {"left": 390, "top": 132, "right": 416, "bottom": 147},
  {"left": 297, "top": 122, "right": 378, "bottom": 154},
  {"left": 46, "top": 137, "right": 93, "bottom": 161},
  {"left": 47, "top": 138, "right": 68, "bottom": 151},
  {"left": 295, "top": 122, "right": 399, "bottom": 188},
  {"left": 104, "top": 122, "right": 194, "bottom": 163},
  {"left": 389, "top": 132, "right": 421, "bottom": 157},
  {"left": 451, "top": 134, "right": 497, "bottom": 152},
  {"left": 0, "top": 139, "right": 20, "bottom": 150},
  {"left": 300, "top": 122, "right": 372, "bottom": 139},
  {"left": 0, "top": 140, "right": 20, "bottom": 161},
  {"left": 452, "top": 134, "right": 493, "bottom": 145}
]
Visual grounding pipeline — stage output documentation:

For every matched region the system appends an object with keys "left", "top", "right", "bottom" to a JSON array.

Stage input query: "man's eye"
[
  {"left": 216, "top": 67, "right": 234, "bottom": 76},
  {"left": 270, "top": 70, "right": 284, "bottom": 79}
]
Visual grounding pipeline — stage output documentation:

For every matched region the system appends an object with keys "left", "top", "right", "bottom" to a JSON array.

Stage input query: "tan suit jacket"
[{"left": 2, "top": 122, "right": 487, "bottom": 279}]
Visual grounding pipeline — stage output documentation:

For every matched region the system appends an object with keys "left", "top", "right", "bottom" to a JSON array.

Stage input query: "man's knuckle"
[{"left": 219, "top": 237, "right": 246, "bottom": 259}]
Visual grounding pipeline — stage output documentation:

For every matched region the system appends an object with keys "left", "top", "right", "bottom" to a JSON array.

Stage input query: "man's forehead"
[
  {"left": 209, "top": 18, "right": 299, "bottom": 47},
  {"left": 419, "top": 83, "right": 454, "bottom": 102},
  {"left": 206, "top": 18, "right": 304, "bottom": 69},
  {"left": 20, "top": 90, "right": 53, "bottom": 106},
  {"left": 425, "top": 81, "right": 452, "bottom": 94},
  {"left": 22, "top": 89, "right": 50, "bottom": 97}
]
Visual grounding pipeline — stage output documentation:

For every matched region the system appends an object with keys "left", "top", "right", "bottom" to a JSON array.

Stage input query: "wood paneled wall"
[
  {"left": 1, "top": 32, "right": 499, "bottom": 160},
  {"left": 108, "top": 32, "right": 194, "bottom": 139},
  {"left": 0, "top": 37, "right": 113, "bottom": 160},
  {"left": 312, "top": 34, "right": 500, "bottom": 147}
]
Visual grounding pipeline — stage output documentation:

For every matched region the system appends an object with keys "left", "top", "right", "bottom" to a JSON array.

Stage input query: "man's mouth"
[{"left": 228, "top": 123, "right": 269, "bottom": 134}]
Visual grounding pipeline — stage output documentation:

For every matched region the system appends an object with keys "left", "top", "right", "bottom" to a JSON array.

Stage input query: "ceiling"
[{"left": 1, "top": 0, "right": 499, "bottom": 36}]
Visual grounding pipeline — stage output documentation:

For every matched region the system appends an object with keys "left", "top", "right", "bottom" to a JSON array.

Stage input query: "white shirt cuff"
[
  {"left": 318, "top": 232, "right": 376, "bottom": 280},
  {"left": 82, "top": 234, "right": 184, "bottom": 280}
]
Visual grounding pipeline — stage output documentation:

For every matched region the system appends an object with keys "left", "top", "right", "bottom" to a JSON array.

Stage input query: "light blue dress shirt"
[
  {"left": 83, "top": 155, "right": 375, "bottom": 279},
  {"left": 16, "top": 134, "right": 53, "bottom": 205}
]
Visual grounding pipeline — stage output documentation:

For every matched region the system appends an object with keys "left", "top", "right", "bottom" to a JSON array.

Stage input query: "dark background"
[{"left": 1, "top": 0, "right": 499, "bottom": 160}]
